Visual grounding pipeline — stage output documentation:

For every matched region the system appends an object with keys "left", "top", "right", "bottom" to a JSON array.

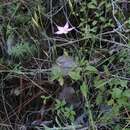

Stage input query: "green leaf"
[
  {"left": 58, "top": 77, "right": 64, "bottom": 86},
  {"left": 104, "top": 65, "right": 110, "bottom": 77},
  {"left": 85, "top": 65, "right": 97, "bottom": 73},
  {"left": 80, "top": 82, "right": 88, "bottom": 98},
  {"left": 110, "top": 78, "right": 128, "bottom": 89},
  {"left": 87, "top": 3, "right": 96, "bottom": 9},
  {"left": 120, "top": 80, "right": 128, "bottom": 88},
  {"left": 107, "top": 99, "right": 114, "bottom": 106},
  {"left": 112, "top": 105, "right": 120, "bottom": 115},
  {"left": 92, "top": 0, "right": 97, "bottom": 5},
  {"left": 55, "top": 100, "right": 66, "bottom": 109},
  {"left": 51, "top": 66, "right": 63, "bottom": 80},
  {"left": 69, "top": 68, "right": 81, "bottom": 80},
  {"left": 94, "top": 77, "right": 108, "bottom": 90},
  {"left": 96, "top": 93, "right": 103, "bottom": 104},
  {"left": 41, "top": 95, "right": 51, "bottom": 104},
  {"left": 94, "top": 79, "right": 105, "bottom": 89},
  {"left": 10, "top": 42, "right": 37, "bottom": 59},
  {"left": 111, "top": 88, "right": 122, "bottom": 99},
  {"left": 123, "top": 89, "right": 130, "bottom": 98},
  {"left": 117, "top": 97, "right": 127, "bottom": 106},
  {"left": 68, "top": 0, "right": 73, "bottom": 12},
  {"left": 92, "top": 20, "right": 97, "bottom": 26}
]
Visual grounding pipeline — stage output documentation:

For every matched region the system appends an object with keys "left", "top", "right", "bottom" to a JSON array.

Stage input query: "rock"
[
  {"left": 75, "top": 112, "right": 89, "bottom": 126},
  {"left": 55, "top": 55, "right": 77, "bottom": 76},
  {"left": 58, "top": 86, "right": 81, "bottom": 108}
]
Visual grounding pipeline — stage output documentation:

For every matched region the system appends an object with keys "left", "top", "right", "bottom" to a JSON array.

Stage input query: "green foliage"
[
  {"left": 85, "top": 64, "right": 97, "bottom": 74},
  {"left": 109, "top": 78, "right": 128, "bottom": 89},
  {"left": 51, "top": 65, "right": 64, "bottom": 85},
  {"left": 9, "top": 42, "right": 37, "bottom": 60},
  {"left": 41, "top": 95, "right": 51, "bottom": 104},
  {"left": 79, "top": 58, "right": 97, "bottom": 74},
  {"left": 55, "top": 100, "right": 76, "bottom": 122},
  {"left": 69, "top": 67, "right": 81, "bottom": 81},
  {"left": 80, "top": 82, "right": 88, "bottom": 98},
  {"left": 51, "top": 66, "right": 63, "bottom": 80},
  {"left": 75, "top": 0, "right": 114, "bottom": 41},
  {"left": 0, "top": 0, "right": 130, "bottom": 129},
  {"left": 111, "top": 88, "right": 122, "bottom": 99}
]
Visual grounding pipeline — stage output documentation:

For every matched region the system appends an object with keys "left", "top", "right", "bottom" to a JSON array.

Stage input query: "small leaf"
[
  {"left": 92, "top": 20, "right": 97, "bottom": 26},
  {"left": 85, "top": 65, "right": 97, "bottom": 73},
  {"left": 94, "top": 78, "right": 106, "bottom": 89},
  {"left": 87, "top": 3, "right": 96, "bottom": 9},
  {"left": 80, "top": 82, "right": 88, "bottom": 98},
  {"left": 107, "top": 99, "right": 114, "bottom": 106},
  {"left": 63, "top": 49, "right": 69, "bottom": 56},
  {"left": 41, "top": 95, "right": 51, "bottom": 104},
  {"left": 69, "top": 70, "right": 80, "bottom": 80},
  {"left": 32, "top": 16, "right": 39, "bottom": 28},
  {"left": 104, "top": 65, "right": 110, "bottom": 77},
  {"left": 68, "top": 0, "right": 73, "bottom": 12},
  {"left": 51, "top": 66, "right": 63, "bottom": 80},
  {"left": 120, "top": 80, "right": 128, "bottom": 88},
  {"left": 58, "top": 77, "right": 64, "bottom": 86}
]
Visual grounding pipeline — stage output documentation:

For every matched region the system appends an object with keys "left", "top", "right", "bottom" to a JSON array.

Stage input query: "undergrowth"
[{"left": 0, "top": 0, "right": 130, "bottom": 130}]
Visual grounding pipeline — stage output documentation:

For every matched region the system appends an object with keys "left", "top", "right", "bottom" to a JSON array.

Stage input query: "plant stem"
[{"left": 85, "top": 98, "right": 95, "bottom": 130}]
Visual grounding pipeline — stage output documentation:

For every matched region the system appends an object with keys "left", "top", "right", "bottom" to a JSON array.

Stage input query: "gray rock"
[{"left": 55, "top": 55, "right": 77, "bottom": 75}]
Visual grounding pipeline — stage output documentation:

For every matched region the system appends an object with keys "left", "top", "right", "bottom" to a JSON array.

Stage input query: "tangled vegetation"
[{"left": 0, "top": 0, "right": 130, "bottom": 130}]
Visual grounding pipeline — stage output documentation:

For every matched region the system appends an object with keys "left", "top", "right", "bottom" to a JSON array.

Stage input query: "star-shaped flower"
[{"left": 55, "top": 22, "right": 75, "bottom": 34}]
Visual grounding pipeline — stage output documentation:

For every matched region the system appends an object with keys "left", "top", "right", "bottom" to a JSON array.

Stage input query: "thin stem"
[{"left": 85, "top": 98, "right": 96, "bottom": 130}]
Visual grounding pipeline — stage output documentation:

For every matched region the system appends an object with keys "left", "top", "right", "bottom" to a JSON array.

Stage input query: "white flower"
[{"left": 55, "top": 22, "right": 75, "bottom": 34}]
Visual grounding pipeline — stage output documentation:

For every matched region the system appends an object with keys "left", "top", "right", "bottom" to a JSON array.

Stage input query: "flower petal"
[
  {"left": 67, "top": 27, "right": 75, "bottom": 32},
  {"left": 63, "top": 30, "right": 69, "bottom": 34},
  {"left": 64, "top": 22, "right": 69, "bottom": 29},
  {"left": 56, "top": 25, "right": 64, "bottom": 31},
  {"left": 55, "top": 22, "right": 75, "bottom": 35},
  {"left": 55, "top": 30, "right": 64, "bottom": 34}
]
